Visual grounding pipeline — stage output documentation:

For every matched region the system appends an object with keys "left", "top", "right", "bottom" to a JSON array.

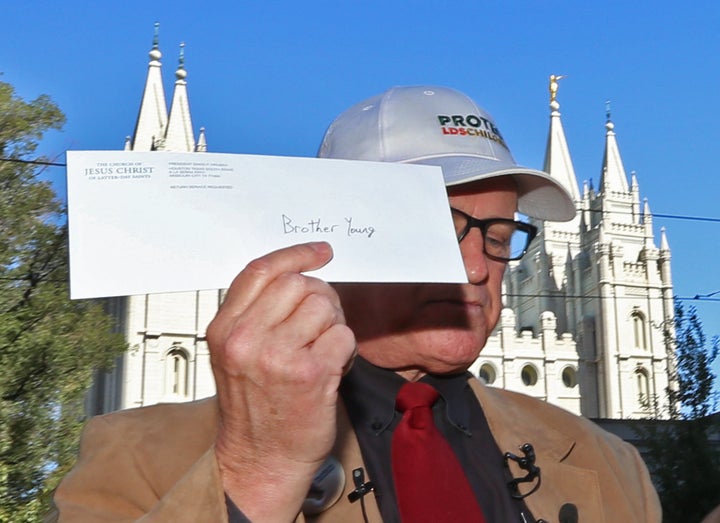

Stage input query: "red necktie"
[{"left": 391, "top": 381, "right": 486, "bottom": 522}]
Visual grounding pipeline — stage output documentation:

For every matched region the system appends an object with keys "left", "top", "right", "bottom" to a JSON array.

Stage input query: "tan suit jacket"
[{"left": 52, "top": 378, "right": 661, "bottom": 522}]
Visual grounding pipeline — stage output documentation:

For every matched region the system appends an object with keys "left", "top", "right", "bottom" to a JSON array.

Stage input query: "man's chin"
[
  {"left": 358, "top": 328, "right": 486, "bottom": 376},
  {"left": 413, "top": 329, "right": 486, "bottom": 372}
]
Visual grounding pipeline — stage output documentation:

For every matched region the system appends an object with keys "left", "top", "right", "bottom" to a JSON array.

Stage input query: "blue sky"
[{"left": 3, "top": 1, "right": 720, "bottom": 379}]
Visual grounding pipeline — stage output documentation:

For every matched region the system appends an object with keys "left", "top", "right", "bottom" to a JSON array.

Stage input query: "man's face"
[{"left": 335, "top": 177, "right": 517, "bottom": 378}]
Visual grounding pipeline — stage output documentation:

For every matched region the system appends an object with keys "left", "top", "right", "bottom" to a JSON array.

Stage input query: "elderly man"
[{"left": 52, "top": 86, "right": 661, "bottom": 522}]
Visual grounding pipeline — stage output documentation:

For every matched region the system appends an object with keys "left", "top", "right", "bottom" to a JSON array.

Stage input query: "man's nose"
[{"left": 460, "top": 227, "right": 490, "bottom": 284}]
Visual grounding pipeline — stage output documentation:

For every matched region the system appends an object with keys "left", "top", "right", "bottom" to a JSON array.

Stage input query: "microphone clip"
[
  {"left": 504, "top": 443, "right": 541, "bottom": 500},
  {"left": 347, "top": 467, "right": 375, "bottom": 503}
]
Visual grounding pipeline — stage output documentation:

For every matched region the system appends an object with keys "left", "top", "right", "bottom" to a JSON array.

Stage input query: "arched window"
[
  {"left": 561, "top": 366, "right": 578, "bottom": 388},
  {"left": 166, "top": 348, "right": 189, "bottom": 397},
  {"left": 520, "top": 364, "right": 538, "bottom": 386},
  {"left": 479, "top": 363, "right": 496, "bottom": 385},
  {"left": 632, "top": 310, "right": 648, "bottom": 350},
  {"left": 635, "top": 368, "right": 650, "bottom": 405}
]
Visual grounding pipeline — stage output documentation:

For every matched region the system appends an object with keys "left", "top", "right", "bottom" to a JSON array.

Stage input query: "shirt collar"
[
  {"left": 421, "top": 371, "right": 474, "bottom": 436},
  {"left": 341, "top": 356, "right": 475, "bottom": 436}
]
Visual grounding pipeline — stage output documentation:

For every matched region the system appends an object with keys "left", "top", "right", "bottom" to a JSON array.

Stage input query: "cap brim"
[{"left": 407, "top": 155, "right": 577, "bottom": 222}]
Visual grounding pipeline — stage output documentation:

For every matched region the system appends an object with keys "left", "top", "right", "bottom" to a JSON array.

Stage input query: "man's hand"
[{"left": 207, "top": 242, "right": 356, "bottom": 522}]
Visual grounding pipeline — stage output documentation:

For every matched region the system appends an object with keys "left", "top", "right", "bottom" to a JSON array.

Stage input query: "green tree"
[
  {"left": 0, "top": 78, "right": 126, "bottom": 520},
  {"left": 640, "top": 299, "right": 720, "bottom": 523}
]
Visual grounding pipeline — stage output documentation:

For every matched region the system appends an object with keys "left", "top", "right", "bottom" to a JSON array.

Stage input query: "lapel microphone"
[
  {"left": 504, "top": 442, "right": 541, "bottom": 499},
  {"left": 347, "top": 467, "right": 375, "bottom": 503},
  {"left": 348, "top": 467, "right": 374, "bottom": 523}
]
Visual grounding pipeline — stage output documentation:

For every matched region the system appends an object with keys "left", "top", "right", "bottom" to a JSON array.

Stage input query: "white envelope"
[{"left": 66, "top": 151, "right": 466, "bottom": 299}]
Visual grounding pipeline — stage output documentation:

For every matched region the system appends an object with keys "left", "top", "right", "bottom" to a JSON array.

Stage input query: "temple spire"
[
  {"left": 643, "top": 198, "right": 657, "bottom": 249},
  {"left": 599, "top": 100, "right": 629, "bottom": 192},
  {"left": 195, "top": 127, "right": 207, "bottom": 152},
  {"left": 660, "top": 227, "right": 670, "bottom": 251},
  {"left": 130, "top": 23, "right": 168, "bottom": 151},
  {"left": 165, "top": 42, "right": 196, "bottom": 151},
  {"left": 643, "top": 198, "right": 652, "bottom": 223},
  {"left": 542, "top": 74, "right": 580, "bottom": 204}
]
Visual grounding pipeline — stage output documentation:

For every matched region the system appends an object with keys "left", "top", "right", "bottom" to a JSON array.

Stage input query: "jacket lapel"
[
  {"left": 308, "top": 401, "right": 382, "bottom": 522},
  {"left": 470, "top": 379, "right": 606, "bottom": 522}
]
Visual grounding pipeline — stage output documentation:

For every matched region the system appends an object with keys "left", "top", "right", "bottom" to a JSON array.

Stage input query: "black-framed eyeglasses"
[{"left": 450, "top": 207, "right": 538, "bottom": 262}]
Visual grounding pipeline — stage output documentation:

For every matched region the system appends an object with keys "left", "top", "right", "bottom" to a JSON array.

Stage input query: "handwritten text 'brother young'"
[{"left": 282, "top": 215, "right": 375, "bottom": 238}]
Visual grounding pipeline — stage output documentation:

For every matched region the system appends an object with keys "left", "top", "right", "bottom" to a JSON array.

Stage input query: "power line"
[
  {"left": 651, "top": 213, "right": 720, "bottom": 223},
  {"left": 0, "top": 157, "right": 66, "bottom": 168},
  {"left": 582, "top": 207, "right": 720, "bottom": 224},
  {"left": 692, "top": 290, "right": 720, "bottom": 301}
]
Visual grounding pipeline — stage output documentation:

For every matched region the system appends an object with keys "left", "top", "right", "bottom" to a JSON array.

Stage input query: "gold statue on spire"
[{"left": 549, "top": 74, "right": 566, "bottom": 103}]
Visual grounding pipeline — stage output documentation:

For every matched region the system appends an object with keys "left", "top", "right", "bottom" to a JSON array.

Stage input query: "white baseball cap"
[{"left": 318, "top": 85, "right": 576, "bottom": 222}]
